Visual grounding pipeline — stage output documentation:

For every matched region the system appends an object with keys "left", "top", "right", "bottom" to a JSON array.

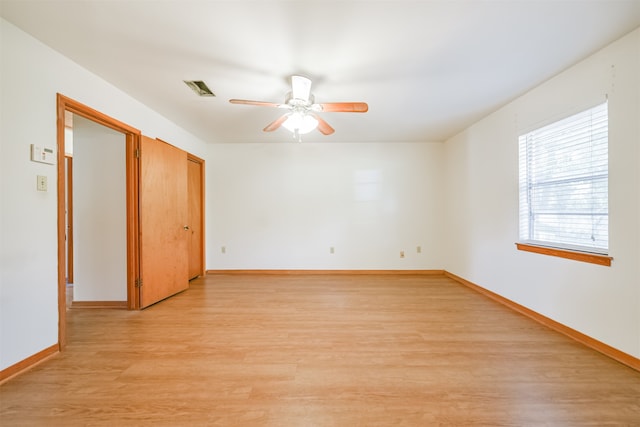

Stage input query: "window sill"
[{"left": 515, "top": 243, "right": 612, "bottom": 267}]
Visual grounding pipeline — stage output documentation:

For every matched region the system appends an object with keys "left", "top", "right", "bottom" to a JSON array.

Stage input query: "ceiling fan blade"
[
  {"left": 318, "top": 102, "right": 368, "bottom": 113},
  {"left": 263, "top": 114, "right": 289, "bottom": 132},
  {"left": 229, "top": 99, "right": 281, "bottom": 108},
  {"left": 291, "top": 75, "right": 312, "bottom": 102},
  {"left": 312, "top": 114, "right": 335, "bottom": 135}
]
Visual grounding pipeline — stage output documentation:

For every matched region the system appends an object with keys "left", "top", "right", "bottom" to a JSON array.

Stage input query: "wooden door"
[
  {"left": 187, "top": 157, "right": 204, "bottom": 279},
  {"left": 139, "top": 136, "right": 189, "bottom": 308}
]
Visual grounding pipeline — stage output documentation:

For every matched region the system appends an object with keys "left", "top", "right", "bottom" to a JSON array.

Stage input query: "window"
[{"left": 518, "top": 101, "right": 609, "bottom": 257}]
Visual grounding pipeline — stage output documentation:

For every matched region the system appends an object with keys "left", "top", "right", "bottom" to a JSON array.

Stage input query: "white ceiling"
[{"left": 2, "top": 0, "right": 640, "bottom": 144}]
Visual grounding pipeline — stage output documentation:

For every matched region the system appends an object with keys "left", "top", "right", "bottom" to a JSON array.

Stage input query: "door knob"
[{"left": 183, "top": 225, "right": 190, "bottom": 230}]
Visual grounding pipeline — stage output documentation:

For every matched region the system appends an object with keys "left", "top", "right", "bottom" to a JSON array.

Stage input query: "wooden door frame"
[
  {"left": 65, "top": 155, "right": 74, "bottom": 284},
  {"left": 187, "top": 153, "right": 206, "bottom": 278},
  {"left": 56, "top": 94, "right": 141, "bottom": 349}
]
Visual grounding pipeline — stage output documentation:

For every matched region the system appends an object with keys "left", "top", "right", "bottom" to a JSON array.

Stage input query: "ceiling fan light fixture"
[
  {"left": 229, "top": 75, "right": 366, "bottom": 138},
  {"left": 282, "top": 111, "right": 318, "bottom": 134}
]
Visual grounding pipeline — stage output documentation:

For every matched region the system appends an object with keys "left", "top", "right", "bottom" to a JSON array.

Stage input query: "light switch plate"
[{"left": 37, "top": 175, "right": 47, "bottom": 191}]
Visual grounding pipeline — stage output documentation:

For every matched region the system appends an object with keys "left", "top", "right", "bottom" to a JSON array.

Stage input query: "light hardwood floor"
[{"left": 2, "top": 274, "right": 639, "bottom": 426}]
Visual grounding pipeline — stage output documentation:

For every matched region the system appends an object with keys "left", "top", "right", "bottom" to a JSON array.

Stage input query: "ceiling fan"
[{"left": 229, "top": 75, "right": 368, "bottom": 140}]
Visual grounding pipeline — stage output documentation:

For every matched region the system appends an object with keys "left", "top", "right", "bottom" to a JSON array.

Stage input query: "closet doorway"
[
  {"left": 57, "top": 94, "right": 140, "bottom": 349},
  {"left": 65, "top": 114, "right": 129, "bottom": 309}
]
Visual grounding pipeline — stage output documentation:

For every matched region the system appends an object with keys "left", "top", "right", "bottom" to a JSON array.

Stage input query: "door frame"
[
  {"left": 56, "top": 94, "right": 141, "bottom": 349},
  {"left": 65, "top": 155, "right": 73, "bottom": 284},
  {"left": 187, "top": 153, "right": 206, "bottom": 279}
]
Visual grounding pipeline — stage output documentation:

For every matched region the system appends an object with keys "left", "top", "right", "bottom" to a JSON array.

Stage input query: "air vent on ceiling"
[{"left": 184, "top": 80, "right": 215, "bottom": 97}]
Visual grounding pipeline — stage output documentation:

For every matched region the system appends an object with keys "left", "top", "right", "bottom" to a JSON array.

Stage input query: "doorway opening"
[
  {"left": 56, "top": 94, "right": 141, "bottom": 349},
  {"left": 64, "top": 114, "right": 129, "bottom": 309}
]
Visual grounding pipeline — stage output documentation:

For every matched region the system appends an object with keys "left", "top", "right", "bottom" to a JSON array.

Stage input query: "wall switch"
[
  {"left": 37, "top": 175, "right": 47, "bottom": 191},
  {"left": 221, "top": 246, "right": 226, "bottom": 254},
  {"left": 400, "top": 251, "right": 405, "bottom": 258},
  {"left": 416, "top": 246, "right": 422, "bottom": 254},
  {"left": 330, "top": 246, "right": 335, "bottom": 254}
]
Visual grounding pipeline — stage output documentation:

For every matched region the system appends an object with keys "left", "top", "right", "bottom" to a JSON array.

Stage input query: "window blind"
[{"left": 518, "top": 101, "right": 608, "bottom": 254}]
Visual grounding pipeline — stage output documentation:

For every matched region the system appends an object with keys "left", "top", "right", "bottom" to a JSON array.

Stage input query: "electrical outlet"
[
  {"left": 417, "top": 246, "right": 422, "bottom": 254},
  {"left": 400, "top": 251, "right": 405, "bottom": 258}
]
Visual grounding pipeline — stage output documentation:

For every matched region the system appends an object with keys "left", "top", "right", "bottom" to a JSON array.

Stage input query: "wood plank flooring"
[{"left": 2, "top": 274, "right": 640, "bottom": 425}]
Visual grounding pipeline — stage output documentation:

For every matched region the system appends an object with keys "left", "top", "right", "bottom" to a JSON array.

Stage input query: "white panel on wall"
[{"left": 72, "top": 116, "right": 127, "bottom": 301}]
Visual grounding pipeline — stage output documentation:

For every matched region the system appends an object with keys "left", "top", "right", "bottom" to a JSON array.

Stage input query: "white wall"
[
  {"left": 0, "top": 18, "right": 207, "bottom": 370},
  {"left": 72, "top": 117, "right": 127, "bottom": 302},
  {"left": 207, "top": 142, "right": 444, "bottom": 270},
  {"left": 443, "top": 28, "right": 640, "bottom": 358}
]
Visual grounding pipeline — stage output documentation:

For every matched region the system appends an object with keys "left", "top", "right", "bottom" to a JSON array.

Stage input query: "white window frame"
[{"left": 517, "top": 101, "right": 611, "bottom": 265}]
